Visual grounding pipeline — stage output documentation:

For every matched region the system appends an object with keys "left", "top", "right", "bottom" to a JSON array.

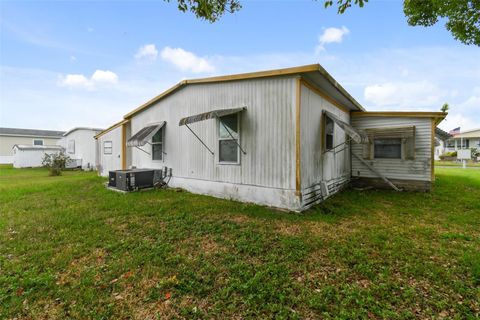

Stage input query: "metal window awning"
[
  {"left": 323, "top": 110, "right": 369, "bottom": 144},
  {"left": 365, "top": 126, "right": 415, "bottom": 139},
  {"left": 178, "top": 107, "right": 246, "bottom": 126},
  {"left": 178, "top": 107, "right": 247, "bottom": 156},
  {"left": 127, "top": 121, "right": 165, "bottom": 147}
]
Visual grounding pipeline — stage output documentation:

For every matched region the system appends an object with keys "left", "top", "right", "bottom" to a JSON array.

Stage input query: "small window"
[
  {"left": 67, "top": 140, "right": 75, "bottom": 154},
  {"left": 218, "top": 113, "right": 240, "bottom": 163},
  {"left": 325, "top": 116, "right": 334, "bottom": 150},
  {"left": 33, "top": 139, "right": 43, "bottom": 146},
  {"left": 374, "top": 138, "right": 402, "bottom": 159},
  {"left": 104, "top": 141, "right": 113, "bottom": 155},
  {"left": 152, "top": 127, "right": 164, "bottom": 161}
]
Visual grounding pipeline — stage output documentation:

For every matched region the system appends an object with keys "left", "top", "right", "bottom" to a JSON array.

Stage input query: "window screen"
[
  {"left": 152, "top": 127, "right": 163, "bottom": 160},
  {"left": 218, "top": 113, "right": 239, "bottom": 163},
  {"left": 33, "top": 139, "right": 43, "bottom": 146},
  {"left": 374, "top": 138, "right": 402, "bottom": 159},
  {"left": 325, "top": 116, "right": 334, "bottom": 150}
]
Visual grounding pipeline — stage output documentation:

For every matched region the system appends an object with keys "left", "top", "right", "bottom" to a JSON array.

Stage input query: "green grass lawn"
[
  {"left": 1, "top": 165, "right": 479, "bottom": 319},
  {"left": 435, "top": 160, "right": 480, "bottom": 167}
]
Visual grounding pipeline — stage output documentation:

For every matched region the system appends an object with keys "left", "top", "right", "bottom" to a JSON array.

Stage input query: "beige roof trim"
[
  {"left": 123, "top": 64, "right": 365, "bottom": 119},
  {"left": 352, "top": 111, "right": 447, "bottom": 125},
  {"left": 124, "top": 81, "right": 186, "bottom": 119},
  {"left": 94, "top": 119, "right": 130, "bottom": 139},
  {"left": 186, "top": 64, "right": 320, "bottom": 84}
]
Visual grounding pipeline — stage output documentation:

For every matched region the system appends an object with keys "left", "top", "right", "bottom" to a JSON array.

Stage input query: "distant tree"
[
  {"left": 164, "top": 0, "right": 480, "bottom": 46},
  {"left": 441, "top": 103, "right": 449, "bottom": 113},
  {"left": 402, "top": 0, "right": 480, "bottom": 46},
  {"left": 163, "top": 0, "right": 241, "bottom": 22},
  {"left": 325, "top": 0, "right": 480, "bottom": 46}
]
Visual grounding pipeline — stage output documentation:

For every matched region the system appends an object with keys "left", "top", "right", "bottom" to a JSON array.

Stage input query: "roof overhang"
[
  {"left": 351, "top": 111, "right": 447, "bottom": 126},
  {"left": 0, "top": 134, "right": 63, "bottom": 139},
  {"left": 123, "top": 64, "right": 365, "bottom": 119},
  {"left": 13, "top": 144, "right": 64, "bottom": 151},
  {"left": 63, "top": 127, "right": 104, "bottom": 137},
  {"left": 94, "top": 119, "right": 130, "bottom": 139}
]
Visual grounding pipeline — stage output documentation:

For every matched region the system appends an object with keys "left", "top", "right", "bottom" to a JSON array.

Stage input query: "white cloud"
[
  {"left": 364, "top": 81, "right": 443, "bottom": 108},
  {"left": 60, "top": 74, "right": 91, "bottom": 89},
  {"left": 3, "top": 40, "right": 479, "bottom": 133},
  {"left": 316, "top": 26, "right": 350, "bottom": 52},
  {"left": 91, "top": 70, "right": 118, "bottom": 84},
  {"left": 135, "top": 44, "right": 158, "bottom": 61},
  {"left": 457, "top": 87, "right": 480, "bottom": 110},
  {"left": 160, "top": 46, "right": 215, "bottom": 73},
  {"left": 439, "top": 87, "right": 480, "bottom": 131},
  {"left": 59, "top": 69, "right": 118, "bottom": 89},
  {"left": 439, "top": 113, "right": 478, "bottom": 132}
]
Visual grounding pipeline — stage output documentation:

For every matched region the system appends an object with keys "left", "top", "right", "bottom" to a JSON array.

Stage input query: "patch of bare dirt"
[{"left": 274, "top": 221, "right": 303, "bottom": 236}]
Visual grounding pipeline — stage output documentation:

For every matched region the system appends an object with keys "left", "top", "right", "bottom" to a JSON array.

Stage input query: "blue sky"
[{"left": 1, "top": 0, "right": 479, "bottom": 131}]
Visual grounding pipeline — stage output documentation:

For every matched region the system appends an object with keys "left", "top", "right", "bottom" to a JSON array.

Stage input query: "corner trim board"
[
  {"left": 431, "top": 118, "right": 435, "bottom": 181},
  {"left": 121, "top": 123, "right": 127, "bottom": 170},
  {"left": 295, "top": 77, "right": 302, "bottom": 196}
]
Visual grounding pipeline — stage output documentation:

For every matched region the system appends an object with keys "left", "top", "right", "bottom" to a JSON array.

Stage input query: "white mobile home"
[
  {"left": 12, "top": 145, "right": 64, "bottom": 168},
  {"left": 0, "top": 127, "right": 65, "bottom": 164},
  {"left": 95, "top": 120, "right": 127, "bottom": 177},
  {"left": 96, "top": 64, "right": 446, "bottom": 211},
  {"left": 444, "top": 128, "right": 480, "bottom": 159},
  {"left": 61, "top": 127, "right": 103, "bottom": 170}
]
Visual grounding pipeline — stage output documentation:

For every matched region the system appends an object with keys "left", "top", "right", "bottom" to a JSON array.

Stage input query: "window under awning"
[
  {"left": 323, "top": 110, "right": 369, "bottom": 144},
  {"left": 178, "top": 107, "right": 246, "bottom": 126},
  {"left": 127, "top": 121, "right": 165, "bottom": 147}
]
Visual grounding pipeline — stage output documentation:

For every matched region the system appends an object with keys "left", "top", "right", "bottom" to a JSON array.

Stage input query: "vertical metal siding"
[
  {"left": 63, "top": 129, "right": 99, "bottom": 169},
  {"left": 300, "top": 83, "right": 351, "bottom": 190},
  {"left": 351, "top": 117, "right": 433, "bottom": 181},
  {"left": 130, "top": 77, "right": 297, "bottom": 190},
  {"left": 97, "top": 126, "right": 122, "bottom": 177}
]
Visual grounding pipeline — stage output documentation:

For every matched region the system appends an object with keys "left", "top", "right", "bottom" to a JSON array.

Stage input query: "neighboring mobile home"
[
  {"left": 12, "top": 145, "right": 64, "bottom": 168},
  {"left": 444, "top": 128, "right": 480, "bottom": 159},
  {"left": 96, "top": 64, "right": 446, "bottom": 211},
  {"left": 60, "top": 127, "right": 103, "bottom": 170},
  {"left": 0, "top": 127, "right": 65, "bottom": 164}
]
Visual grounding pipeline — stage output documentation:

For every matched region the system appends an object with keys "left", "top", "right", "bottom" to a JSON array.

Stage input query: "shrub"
[
  {"left": 42, "top": 152, "right": 70, "bottom": 176},
  {"left": 439, "top": 151, "right": 457, "bottom": 160},
  {"left": 471, "top": 148, "right": 479, "bottom": 158}
]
